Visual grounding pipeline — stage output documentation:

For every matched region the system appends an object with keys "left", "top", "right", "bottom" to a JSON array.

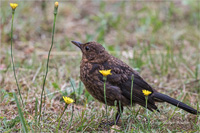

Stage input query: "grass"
[{"left": 0, "top": 0, "right": 200, "bottom": 132}]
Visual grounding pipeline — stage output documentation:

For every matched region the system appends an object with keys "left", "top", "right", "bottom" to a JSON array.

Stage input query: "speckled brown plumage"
[{"left": 71, "top": 41, "right": 199, "bottom": 125}]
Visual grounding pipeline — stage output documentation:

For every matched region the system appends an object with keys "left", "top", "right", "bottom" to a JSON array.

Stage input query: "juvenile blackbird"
[{"left": 71, "top": 41, "right": 199, "bottom": 124}]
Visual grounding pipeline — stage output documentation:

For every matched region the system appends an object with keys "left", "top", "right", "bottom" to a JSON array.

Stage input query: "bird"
[{"left": 71, "top": 41, "right": 199, "bottom": 125}]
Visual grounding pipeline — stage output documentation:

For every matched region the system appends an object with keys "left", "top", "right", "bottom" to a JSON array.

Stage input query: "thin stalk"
[
  {"left": 68, "top": 79, "right": 76, "bottom": 129},
  {"left": 56, "top": 103, "right": 68, "bottom": 132},
  {"left": 145, "top": 96, "right": 150, "bottom": 130},
  {"left": 114, "top": 100, "right": 117, "bottom": 125},
  {"left": 39, "top": 6, "right": 58, "bottom": 123},
  {"left": 103, "top": 76, "right": 108, "bottom": 125},
  {"left": 13, "top": 92, "right": 28, "bottom": 132},
  {"left": 10, "top": 10, "right": 24, "bottom": 107},
  {"left": 67, "top": 104, "right": 74, "bottom": 130},
  {"left": 119, "top": 101, "right": 125, "bottom": 130},
  {"left": 56, "top": 118, "right": 61, "bottom": 133},
  {"left": 34, "top": 97, "right": 38, "bottom": 126},
  {"left": 70, "top": 78, "right": 76, "bottom": 103},
  {"left": 131, "top": 74, "right": 134, "bottom": 108},
  {"left": 145, "top": 96, "right": 148, "bottom": 116},
  {"left": 56, "top": 104, "right": 68, "bottom": 122},
  {"left": 195, "top": 101, "right": 199, "bottom": 123}
]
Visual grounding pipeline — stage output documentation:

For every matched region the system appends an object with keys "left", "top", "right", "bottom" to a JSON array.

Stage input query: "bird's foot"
[{"left": 99, "top": 120, "right": 116, "bottom": 128}]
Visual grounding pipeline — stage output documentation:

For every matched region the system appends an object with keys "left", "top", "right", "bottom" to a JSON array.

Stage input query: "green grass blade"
[
  {"left": 35, "top": 97, "right": 38, "bottom": 130},
  {"left": 13, "top": 92, "right": 28, "bottom": 133}
]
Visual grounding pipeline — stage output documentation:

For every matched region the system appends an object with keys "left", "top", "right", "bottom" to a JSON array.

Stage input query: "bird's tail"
[{"left": 152, "top": 92, "right": 200, "bottom": 115}]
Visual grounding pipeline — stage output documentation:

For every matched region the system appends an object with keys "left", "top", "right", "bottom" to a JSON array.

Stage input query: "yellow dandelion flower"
[
  {"left": 55, "top": 2, "right": 59, "bottom": 8},
  {"left": 10, "top": 3, "right": 18, "bottom": 10},
  {"left": 142, "top": 90, "right": 152, "bottom": 96},
  {"left": 99, "top": 69, "right": 112, "bottom": 77},
  {"left": 63, "top": 96, "right": 74, "bottom": 104}
]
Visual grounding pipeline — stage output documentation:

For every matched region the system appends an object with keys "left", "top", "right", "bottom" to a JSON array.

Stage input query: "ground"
[{"left": 0, "top": 0, "right": 200, "bottom": 132}]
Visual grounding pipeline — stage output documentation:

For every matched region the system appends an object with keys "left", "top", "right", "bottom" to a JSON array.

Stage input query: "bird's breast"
[
  {"left": 80, "top": 62, "right": 107, "bottom": 102},
  {"left": 80, "top": 63, "right": 92, "bottom": 82},
  {"left": 80, "top": 62, "right": 102, "bottom": 82}
]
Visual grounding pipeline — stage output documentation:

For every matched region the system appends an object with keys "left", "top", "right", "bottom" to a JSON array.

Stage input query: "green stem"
[
  {"left": 34, "top": 97, "right": 38, "bottom": 131},
  {"left": 70, "top": 78, "right": 76, "bottom": 103},
  {"left": 10, "top": 10, "right": 24, "bottom": 107},
  {"left": 39, "top": 6, "right": 58, "bottom": 123},
  {"left": 56, "top": 118, "right": 61, "bottom": 133},
  {"left": 103, "top": 76, "right": 108, "bottom": 124},
  {"left": 119, "top": 101, "right": 125, "bottom": 130},
  {"left": 131, "top": 74, "right": 134, "bottom": 108},
  {"left": 57, "top": 104, "right": 68, "bottom": 122},
  {"left": 145, "top": 96, "right": 148, "bottom": 115},
  {"left": 145, "top": 96, "right": 150, "bottom": 130},
  {"left": 56, "top": 104, "right": 67, "bottom": 133},
  {"left": 68, "top": 79, "right": 76, "bottom": 129},
  {"left": 67, "top": 104, "right": 74, "bottom": 129}
]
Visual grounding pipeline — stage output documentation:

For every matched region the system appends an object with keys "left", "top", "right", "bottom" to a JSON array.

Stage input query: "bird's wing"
[
  {"left": 99, "top": 56, "right": 158, "bottom": 111},
  {"left": 102, "top": 56, "right": 154, "bottom": 92}
]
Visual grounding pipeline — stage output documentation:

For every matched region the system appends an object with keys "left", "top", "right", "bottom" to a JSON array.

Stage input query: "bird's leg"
[
  {"left": 106, "top": 104, "right": 124, "bottom": 126},
  {"left": 99, "top": 103, "right": 124, "bottom": 127},
  {"left": 114, "top": 104, "right": 124, "bottom": 125}
]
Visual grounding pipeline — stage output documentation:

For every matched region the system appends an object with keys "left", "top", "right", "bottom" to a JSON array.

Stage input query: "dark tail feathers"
[{"left": 153, "top": 92, "right": 199, "bottom": 115}]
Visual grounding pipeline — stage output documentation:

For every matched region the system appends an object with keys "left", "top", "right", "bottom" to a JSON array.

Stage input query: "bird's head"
[{"left": 71, "top": 41, "right": 109, "bottom": 63}]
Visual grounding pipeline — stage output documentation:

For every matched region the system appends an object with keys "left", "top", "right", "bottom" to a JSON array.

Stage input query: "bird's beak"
[{"left": 71, "top": 41, "right": 82, "bottom": 49}]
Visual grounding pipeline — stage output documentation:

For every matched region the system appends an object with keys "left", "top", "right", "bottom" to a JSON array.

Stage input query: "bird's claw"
[{"left": 99, "top": 120, "right": 116, "bottom": 128}]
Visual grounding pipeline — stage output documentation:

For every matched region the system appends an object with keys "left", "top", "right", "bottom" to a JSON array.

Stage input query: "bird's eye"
[{"left": 85, "top": 46, "right": 90, "bottom": 51}]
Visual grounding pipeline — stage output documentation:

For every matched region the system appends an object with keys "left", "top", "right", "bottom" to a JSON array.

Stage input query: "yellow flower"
[
  {"left": 99, "top": 69, "right": 112, "bottom": 76},
  {"left": 10, "top": 3, "right": 18, "bottom": 10},
  {"left": 142, "top": 90, "right": 152, "bottom": 96},
  {"left": 55, "top": 2, "right": 59, "bottom": 8},
  {"left": 63, "top": 96, "right": 74, "bottom": 104}
]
